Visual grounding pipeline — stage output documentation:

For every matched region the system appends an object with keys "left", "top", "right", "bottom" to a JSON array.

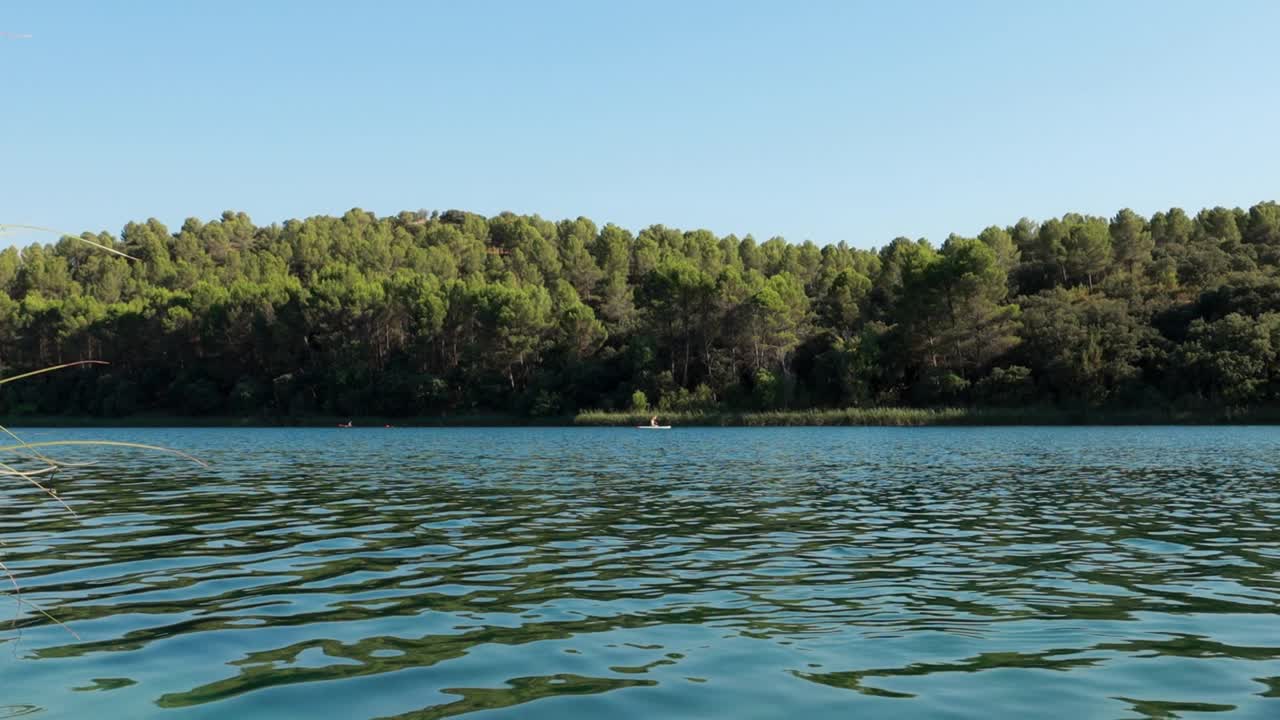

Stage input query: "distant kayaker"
[{"left": 650, "top": 415, "right": 659, "bottom": 427}]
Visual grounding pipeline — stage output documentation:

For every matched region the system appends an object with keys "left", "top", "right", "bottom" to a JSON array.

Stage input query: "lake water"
[{"left": 2, "top": 427, "right": 1279, "bottom": 719}]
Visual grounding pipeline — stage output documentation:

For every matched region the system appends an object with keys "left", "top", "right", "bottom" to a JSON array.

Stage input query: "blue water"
[{"left": 2, "top": 427, "right": 1279, "bottom": 718}]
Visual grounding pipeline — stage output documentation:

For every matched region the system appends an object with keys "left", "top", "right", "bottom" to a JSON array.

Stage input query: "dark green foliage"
[
  {"left": 1172, "top": 313, "right": 1280, "bottom": 405},
  {"left": 4, "top": 201, "right": 1280, "bottom": 418}
]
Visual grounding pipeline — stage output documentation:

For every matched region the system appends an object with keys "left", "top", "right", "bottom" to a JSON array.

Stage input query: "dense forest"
[{"left": 3, "top": 201, "right": 1280, "bottom": 419}]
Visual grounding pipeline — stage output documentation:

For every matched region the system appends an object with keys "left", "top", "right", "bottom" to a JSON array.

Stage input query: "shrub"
[
  {"left": 975, "top": 365, "right": 1035, "bottom": 406},
  {"left": 629, "top": 389, "right": 649, "bottom": 412}
]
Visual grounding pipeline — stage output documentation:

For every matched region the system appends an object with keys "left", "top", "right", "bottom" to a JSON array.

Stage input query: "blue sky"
[{"left": 3, "top": 0, "right": 1278, "bottom": 249}]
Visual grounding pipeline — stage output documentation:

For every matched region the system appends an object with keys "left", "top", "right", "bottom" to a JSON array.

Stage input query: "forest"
[{"left": 3, "top": 201, "right": 1280, "bottom": 419}]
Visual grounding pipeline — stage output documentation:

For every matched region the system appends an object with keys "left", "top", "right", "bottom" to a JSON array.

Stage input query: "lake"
[{"left": 2, "top": 427, "right": 1279, "bottom": 719}]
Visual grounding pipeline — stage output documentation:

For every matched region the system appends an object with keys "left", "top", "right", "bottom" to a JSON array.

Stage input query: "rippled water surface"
[{"left": 2, "top": 427, "right": 1280, "bottom": 719}]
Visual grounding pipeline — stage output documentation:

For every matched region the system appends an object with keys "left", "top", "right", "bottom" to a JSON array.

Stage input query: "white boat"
[{"left": 636, "top": 425, "right": 672, "bottom": 429}]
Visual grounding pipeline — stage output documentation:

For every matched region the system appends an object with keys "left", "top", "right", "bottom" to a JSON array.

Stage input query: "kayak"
[{"left": 636, "top": 425, "right": 672, "bottom": 429}]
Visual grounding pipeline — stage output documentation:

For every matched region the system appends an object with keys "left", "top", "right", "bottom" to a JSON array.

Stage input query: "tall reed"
[{"left": 0, "top": 226, "right": 203, "bottom": 638}]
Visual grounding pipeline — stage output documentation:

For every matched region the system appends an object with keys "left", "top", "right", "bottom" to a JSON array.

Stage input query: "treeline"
[{"left": 3, "top": 202, "right": 1280, "bottom": 418}]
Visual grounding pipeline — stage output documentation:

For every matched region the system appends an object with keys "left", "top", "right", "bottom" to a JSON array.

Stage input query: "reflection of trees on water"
[{"left": 1, "top": 428, "right": 1278, "bottom": 717}]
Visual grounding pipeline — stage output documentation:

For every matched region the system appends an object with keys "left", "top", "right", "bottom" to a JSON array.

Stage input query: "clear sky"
[{"left": 3, "top": 0, "right": 1279, "bottom": 249}]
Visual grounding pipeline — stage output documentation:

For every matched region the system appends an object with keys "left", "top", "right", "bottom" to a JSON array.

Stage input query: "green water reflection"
[{"left": 1, "top": 427, "right": 1278, "bottom": 719}]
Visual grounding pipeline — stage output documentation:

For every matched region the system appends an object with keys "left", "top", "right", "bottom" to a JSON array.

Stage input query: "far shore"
[{"left": 2, "top": 406, "right": 1278, "bottom": 428}]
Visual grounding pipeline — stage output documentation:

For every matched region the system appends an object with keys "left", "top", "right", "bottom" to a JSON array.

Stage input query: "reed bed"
[{"left": 574, "top": 406, "right": 1280, "bottom": 427}]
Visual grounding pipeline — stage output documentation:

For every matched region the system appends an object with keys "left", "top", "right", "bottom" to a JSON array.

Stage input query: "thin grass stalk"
[
  {"left": 1, "top": 359, "right": 202, "bottom": 639},
  {"left": 0, "top": 224, "right": 137, "bottom": 260}
]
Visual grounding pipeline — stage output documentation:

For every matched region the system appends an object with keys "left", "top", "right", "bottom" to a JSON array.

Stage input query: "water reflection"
[{"left": 1, "top": 427, "right": 1279, "bottom": 719}]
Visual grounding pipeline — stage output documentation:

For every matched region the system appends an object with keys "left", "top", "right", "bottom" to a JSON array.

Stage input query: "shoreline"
[{"left": 3, "top": 407, "right": 1279, "bottom": 428}]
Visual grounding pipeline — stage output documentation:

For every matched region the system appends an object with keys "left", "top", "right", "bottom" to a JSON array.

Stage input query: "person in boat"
[{"left": 649, "top": 416, "right": 659, "bottom": 427}]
